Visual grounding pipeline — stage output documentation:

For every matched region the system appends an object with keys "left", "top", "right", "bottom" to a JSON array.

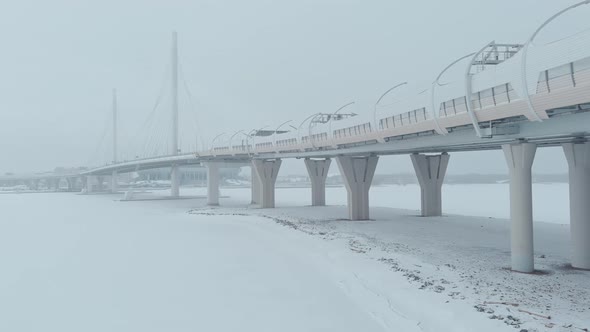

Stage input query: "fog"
[
  {"left": 0, "top": 0, "right": 584, "bottom": 174},
  {"left": 2, "top": 3, "right": 590, "bottom": 330}
]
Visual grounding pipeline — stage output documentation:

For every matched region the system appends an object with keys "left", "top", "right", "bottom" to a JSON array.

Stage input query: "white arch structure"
[{"left": 520, "top": 0, "right": 590, "bottom": 122}]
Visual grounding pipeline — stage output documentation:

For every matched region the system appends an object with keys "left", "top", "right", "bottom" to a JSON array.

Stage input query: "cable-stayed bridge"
[{"left": 2, "top": 2, "right": 590, "bottom": 273}]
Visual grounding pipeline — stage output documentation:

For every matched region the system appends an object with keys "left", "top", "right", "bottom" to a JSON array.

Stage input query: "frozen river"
[
  {"left": 0, "top": 193, "right": 403, "bottom": 331},
  {"left": 0, "top": 183, "right": 584, "bottom": 332},
  {"left": 215, "top": 183, "right": 569, "bottom": 224}
]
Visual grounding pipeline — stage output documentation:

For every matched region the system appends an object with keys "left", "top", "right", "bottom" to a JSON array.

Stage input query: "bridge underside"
[{"left": 82, "top": 156, "right": 250, "bottom": 177}]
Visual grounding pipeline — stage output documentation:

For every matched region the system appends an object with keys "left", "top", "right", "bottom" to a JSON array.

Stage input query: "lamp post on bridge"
[
  {"left": 520, "top": 0, "right": 590, "bottom": 123},
  {"left": 274, "top": 120, "right": 293, "bottom": 133},
  {"left": 297, "top": 102, "right": 356, "bottom": 148},
  {"left": 430, "top": 52, "right": 474, "bottom": 136},
  {"left": 209, "top": 132, "right": 227, "bottom": 156},
  {"left": 248, "top": 126, "right": 269, "bottom": 142},
  {"left": 334, "top": 101, "right": 355, "bottom": 115},
  {"left": 273, "top": 120, "right": 293, "bottom": 150},
  {"left": 229, "top": 130, "right": 250, "bottom": 154},
  {"left": 298, "top": 113, "right": 320, "bottom": 143},
  {"left": 373, "top": 82, "right": 407, "bottom": 131},
  {"left": 248, "top": 126, "right": 269, "bottom": 136},
  {"left": 328, "top": 101, "right": 356, "bottom": 141},
  {"left": 247, "top": 126, "right": 269, "bottom": 155}
]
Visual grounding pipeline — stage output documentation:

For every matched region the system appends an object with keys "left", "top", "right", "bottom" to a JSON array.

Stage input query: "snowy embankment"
[{"left": 0, "top": 184, "right": 587, "bottom": 332}]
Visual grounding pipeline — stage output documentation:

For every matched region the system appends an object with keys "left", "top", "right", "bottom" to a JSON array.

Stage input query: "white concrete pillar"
[
  {"left": 51, "top": 178, "right": 61, "bottom": 191},
  {"left": 66, "top": 178, "right": 75, "bottom": 191},
  {"left": 304, "top": 158, "right": 331, "bottom": 206},
  {"left": 80, "top": 176, "right": 87, "bottom": 193},
  {"left": 86, "top": 176, "right": 95, "bottom": 193},
  {"left": 205, "top": 162, "right": 220, "bottom": 206},
  {"left": 111, "top": 171, "right": 118, "bottom": 193},
  {"left": 251, "top": 165, "right": 261, "bottom": 205},
  {"left": 96, "top": 176, "right": 104, "bottom": 192},
  {"left": 410, "top": 152, "right": 450, "bottom": 217},
  {"left": 252, "top": 159, "right": 282, "bottom": 208},
  {"left": 336, "top": 156, "right": 378, "bottom": 220},
  {"left": 170, "top": 165, "right": 180, "bottom": 197},
  {"left": 503, "top": 142, "right": 537, "bottom": 273},
  {"left": 563, "top": 142, "right": 590, "bottom": 269}
]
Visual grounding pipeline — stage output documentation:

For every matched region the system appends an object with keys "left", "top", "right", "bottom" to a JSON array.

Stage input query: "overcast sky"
[{"left": 0, "top": 0, "right": 587, "bottom": 175}]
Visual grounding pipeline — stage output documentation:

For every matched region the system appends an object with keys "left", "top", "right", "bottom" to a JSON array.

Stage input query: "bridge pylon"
[
  {"left": 170, "top": 31, "right": 180, "bottom": 197},
  {"left": 563, "top": 141, "right": 590, "bottom": 270},
  {"left": 503, "top": 142, "right": 537, "bottom": 273}
]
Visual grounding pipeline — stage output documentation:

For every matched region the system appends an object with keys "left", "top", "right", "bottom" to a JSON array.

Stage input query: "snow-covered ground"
[
  {"left": 260, "top": 183, "right": 570, "bottom": 224},
  {"left": 0, "top": 184, "right": 587, "bottom": 331}
]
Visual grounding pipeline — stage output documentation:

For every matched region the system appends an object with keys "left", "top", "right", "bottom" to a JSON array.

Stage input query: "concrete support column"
[
  {"left": 170, "top": 165, "right": 180, "bottom": 197},
  {"left": 251, "top": 166, "right": 261, "bottom": 205},
  {"left": 503, "top": 142, "right": 537, "bottom": 273},
  {"left": 96, "top": 176, "right": 104, "bottom": 192},
  {"left": 111, "top": 171, "right": 118, "bottom": 193},
  {"left": 66, "top": 178, "right": 75, "bottom": 191},
  {"left": 252, "top": 159, "right": 282, "bottom": 208},
  {"left": 563, "top": 142, "right": 590, "bottom": 269},
  {"left": 80, "top": 176, "right": 88, "bottom": 193},
  {"left": 86, "top": 176, "right": 94, "bottom": 193},
  {"left": 205, "top": 162, "right": 220, "bottom": 206},
  {"left": 304, "top": 158, "right": 331, "bottom": 206},
  {"left": 410, "top": 152, "right": 450, "bottom": 217},
  {"left": 336, "top": 156, "right": 379, "bottom": 220},
  {"left": 50, "top": 178, "right": 60, "bottom": 191}
]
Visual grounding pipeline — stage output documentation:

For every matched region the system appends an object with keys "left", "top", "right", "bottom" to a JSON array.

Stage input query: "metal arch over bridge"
[{"left": 3, "top": 2, "right": 590, "bottom": 273}]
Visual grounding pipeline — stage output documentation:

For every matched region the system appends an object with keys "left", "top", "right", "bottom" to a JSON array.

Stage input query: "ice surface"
[{"left": 0, "top": 184, "right": 587, "bottom": 332}]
